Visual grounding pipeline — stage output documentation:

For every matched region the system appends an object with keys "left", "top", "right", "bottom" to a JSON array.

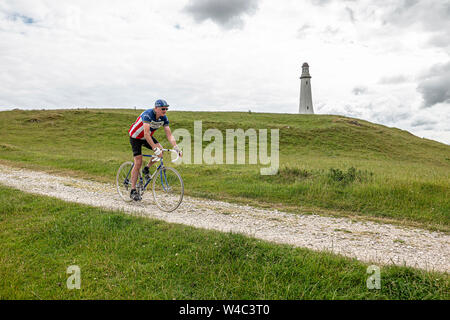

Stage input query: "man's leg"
[
  {"left": 142, "top": 137, "right": 162, "bottom": 178},
  {"left": 129, "top": 137, "right": 144, "bottom": 201},
  {"left": 131, "top": 155, "right": 143, "bottom": 189},
  {"left": 146, "top": 143, "right": 163, "bottom": 168}
]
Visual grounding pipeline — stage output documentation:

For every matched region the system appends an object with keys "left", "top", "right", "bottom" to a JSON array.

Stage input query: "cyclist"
[{"left": 128, "top": 99, "right": 182, "bottom": 201}]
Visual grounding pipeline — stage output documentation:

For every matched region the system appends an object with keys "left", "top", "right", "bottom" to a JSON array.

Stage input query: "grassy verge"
[
  {"left": 0, "top": 185, "right": 448, "bottom": 299},
  {"left": 0, "top": 109, "right": 449, "bottom": 231}
]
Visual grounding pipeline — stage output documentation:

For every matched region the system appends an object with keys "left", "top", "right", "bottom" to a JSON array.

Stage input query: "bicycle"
[{"left": 116, "top": 149, "right": 184, "bottom": 212}]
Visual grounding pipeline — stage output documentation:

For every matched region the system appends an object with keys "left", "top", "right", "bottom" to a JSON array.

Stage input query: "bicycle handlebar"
[
  {"left": 151, "top": 149, "right": 180, "bottom": 163},
  {"left": 165, "top": 149, "right": 180, "bottom": 163}
]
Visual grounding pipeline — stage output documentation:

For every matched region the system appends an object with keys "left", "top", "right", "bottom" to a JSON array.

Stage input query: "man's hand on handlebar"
[
  {"left": 174, "top": 145, "right": 183, "bottom": 158},
  {"left": 154, "top": 147, "right": 163, "bottom": 158}
]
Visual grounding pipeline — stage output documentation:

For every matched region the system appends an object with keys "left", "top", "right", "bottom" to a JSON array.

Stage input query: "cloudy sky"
[{"left": 0, "top": 0, "right": 449, "bottom": 144}]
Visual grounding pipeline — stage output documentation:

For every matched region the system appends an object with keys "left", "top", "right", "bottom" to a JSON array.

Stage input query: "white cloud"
[{"left": 0, "top": 0, "right": 448, "bottom": 144}]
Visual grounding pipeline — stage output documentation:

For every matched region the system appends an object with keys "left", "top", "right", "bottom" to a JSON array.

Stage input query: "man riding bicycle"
[{"left": 128, "top": 99, "right": 182, "bottom": 201}]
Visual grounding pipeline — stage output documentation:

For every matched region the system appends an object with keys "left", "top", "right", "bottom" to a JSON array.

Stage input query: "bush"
[
  {"left": 327, "top": 167, "right": 373, "bottom": 185},
  {"left": 275, "top": 167, "right": 313, "bottom": 182}
]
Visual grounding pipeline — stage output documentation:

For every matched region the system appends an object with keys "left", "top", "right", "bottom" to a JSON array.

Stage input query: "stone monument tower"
[{"left": 299, "top": 62, "right": 314, "bottom": 114}]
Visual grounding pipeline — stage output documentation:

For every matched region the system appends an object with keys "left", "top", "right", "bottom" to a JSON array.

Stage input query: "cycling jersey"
[{"left": 128, "top": 108, "right": 169, "bottom": 140}]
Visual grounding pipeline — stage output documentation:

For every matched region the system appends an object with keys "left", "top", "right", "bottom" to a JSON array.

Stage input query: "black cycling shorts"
[{"left": 129, "top": 136, "right": 159, "bottom": 157}]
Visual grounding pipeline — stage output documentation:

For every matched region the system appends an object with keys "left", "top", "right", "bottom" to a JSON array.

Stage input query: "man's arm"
[
  {"left": 164, "top": 126, "right": 177, "bottom": 147},
  {"left": 164, "top": 126, "right": 182, "bottom": 156},
  {"left": 143, "top": 123, "right": 158, "bottom": 151}
]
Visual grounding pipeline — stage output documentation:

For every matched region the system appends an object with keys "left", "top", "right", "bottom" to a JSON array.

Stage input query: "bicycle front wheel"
[{"left": 152, "top": 166, "right": 184, "bottom": 212}]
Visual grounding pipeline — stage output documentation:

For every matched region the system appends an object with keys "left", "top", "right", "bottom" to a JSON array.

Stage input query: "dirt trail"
[{"left": 0, "top": 164, "right": 448, "bottom": 273}]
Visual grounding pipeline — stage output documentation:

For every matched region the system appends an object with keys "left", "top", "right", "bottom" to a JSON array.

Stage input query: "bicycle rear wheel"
[
  {"left": 152, "top": 166, "right": 184, "bottom": 212},
  {"left": 116, "top": 161, "right": 141, "bottom": 202}
]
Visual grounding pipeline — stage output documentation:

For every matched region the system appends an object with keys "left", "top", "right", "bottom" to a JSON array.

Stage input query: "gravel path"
[{"left": 0, "top": 164, "right": 448, "bottom": 273}]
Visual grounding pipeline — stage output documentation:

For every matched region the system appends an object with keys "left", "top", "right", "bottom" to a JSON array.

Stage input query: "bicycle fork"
[{"left": 160, "top": 168, "right": 171, "bottom": 192}]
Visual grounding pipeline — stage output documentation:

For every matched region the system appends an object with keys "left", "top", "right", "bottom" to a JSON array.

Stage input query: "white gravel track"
[{"left": 0, "top": 164, "right": 448, "bottom": 273}]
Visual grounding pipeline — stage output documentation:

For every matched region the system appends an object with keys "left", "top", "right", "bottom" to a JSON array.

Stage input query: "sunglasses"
[{"left": 160, "top": 107, "right": 169, "bottom": 111}]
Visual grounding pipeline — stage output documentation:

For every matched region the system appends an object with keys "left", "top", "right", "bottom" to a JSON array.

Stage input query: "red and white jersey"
[{"left": 128, "top": 108, "right": 169, "bottom": 140}]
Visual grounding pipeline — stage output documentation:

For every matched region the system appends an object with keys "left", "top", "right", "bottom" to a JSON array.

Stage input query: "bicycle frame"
[
  {"left": 125, "top": 149, "right": 179, "bottom": 191},
  {"left": 141, "top": 154, "right": 165, "bottom": 190}
]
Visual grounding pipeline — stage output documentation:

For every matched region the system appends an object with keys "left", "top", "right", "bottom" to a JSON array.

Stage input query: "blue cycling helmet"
[{"left": 155, "top": 99, "right": 169, "bottom": 108}]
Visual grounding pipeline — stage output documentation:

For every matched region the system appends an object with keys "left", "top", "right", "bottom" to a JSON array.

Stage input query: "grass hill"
[{"left": 0, "top": 109, "right": 449, "bottom": 231}]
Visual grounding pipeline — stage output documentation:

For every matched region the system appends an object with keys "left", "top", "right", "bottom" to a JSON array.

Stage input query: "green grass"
[
  {"left": 0, "top": 108, "right": 449, "bottom": 231},
  {"left": 0, "top": 185, "right": 448, "bottom": 299}
]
